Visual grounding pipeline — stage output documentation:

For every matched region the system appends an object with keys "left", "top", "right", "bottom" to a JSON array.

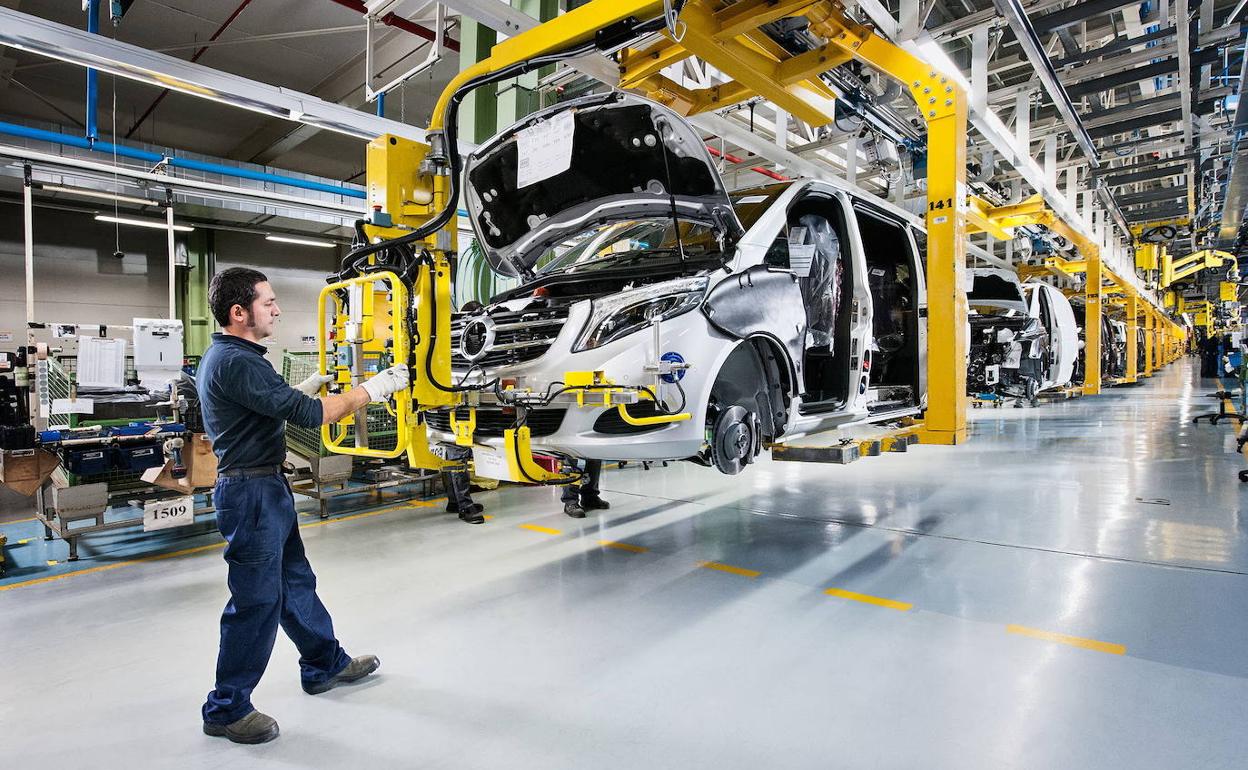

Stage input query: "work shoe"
[
  {"left": 459, "top": 504, "right": 485, "bottom": 525},
  {"left": 580, "top": 494, "right": 610, "bottom": 510},
  {"left": 563, "top": 502, "right": 587, "bottom": 519},
  {"left": 303, "top": 655, "right": 381, "bottom": 695},
  {"left": 203, "top": 711, "right": 280, "bottom": 745}
]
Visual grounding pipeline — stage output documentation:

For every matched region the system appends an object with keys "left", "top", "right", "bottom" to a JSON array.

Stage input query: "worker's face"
[{"left": 231, "top": 281, "right": 280, "bottom": 338}]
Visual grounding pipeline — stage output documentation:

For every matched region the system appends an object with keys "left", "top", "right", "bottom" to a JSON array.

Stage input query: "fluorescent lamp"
[
  {"left": 95, "top": 214, "right": 194, "bottom": 232},
  {"left": 265, "top": 235, "right": 337, "bottom": 248},
  {"left": 41, "top": 184, "right": 154, "bottom": 207}
]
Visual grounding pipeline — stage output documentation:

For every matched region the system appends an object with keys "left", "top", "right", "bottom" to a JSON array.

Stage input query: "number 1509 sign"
[{"left": 143, "top": 496, "right": 195, "bottom": 532}]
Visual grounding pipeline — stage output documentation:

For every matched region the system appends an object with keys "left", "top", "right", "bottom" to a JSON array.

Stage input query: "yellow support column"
[
  {"left": 1124, "top": 295, "right": 1138, "bottom": 383},
  {"left": 1084, "top": 250, "right": 1104, "bottom": 395}
]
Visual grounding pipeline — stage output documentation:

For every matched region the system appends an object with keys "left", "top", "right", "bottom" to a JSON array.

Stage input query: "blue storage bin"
[
  {"left": 116, "top": 442, "right": 164, "bottom": 472},
  {"left": 64, "top": 448, "right": 111, "bottom": 476}
]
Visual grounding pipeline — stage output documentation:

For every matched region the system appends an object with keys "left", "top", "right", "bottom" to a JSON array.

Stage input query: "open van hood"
[
  {"left": 463, "top": 92, "right": 742, "bottom": 278},
  {"left": 968, "top": 268, "right": 1028, "bottom": 313}
]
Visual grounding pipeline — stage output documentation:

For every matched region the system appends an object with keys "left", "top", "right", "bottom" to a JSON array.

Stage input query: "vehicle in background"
[
  {"left": 1107, "top": 320, "right": 1129, "bottom": 380},
  {"left": 436, "top": 92, "right": 928, "bottom": 475},
  {"left": 966, "top": 268, "right": 1050, "bottom": 405},
  {"left": 1022, "top": 281, "right": 1079, "bottom": 392},
  {"left": 1070, "top": 297, "right": 1117, "bottom": 386}
]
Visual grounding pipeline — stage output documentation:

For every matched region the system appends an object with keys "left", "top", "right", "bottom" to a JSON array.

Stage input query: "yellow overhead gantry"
[
  {"left": 966, "top": 194, "right": 1187, "bottom": 392},
  {"left": 322, "top": 0, "right": 976, "bottom": 481}
]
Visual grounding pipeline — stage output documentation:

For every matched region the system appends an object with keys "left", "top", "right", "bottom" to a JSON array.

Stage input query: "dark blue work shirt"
[{"left": 198, "top": 333, "right": 323, "bottom": 472}]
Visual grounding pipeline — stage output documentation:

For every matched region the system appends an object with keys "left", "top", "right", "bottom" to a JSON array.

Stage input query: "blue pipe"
[
  {"left": 376, "top": 92, "right": 385, "bottom": 118},
  {"left": 85, "top": 0, "right": 100, "bottom": 143},
  {"left": 0, "top": 120, "right": 366, "bottom": 199}
]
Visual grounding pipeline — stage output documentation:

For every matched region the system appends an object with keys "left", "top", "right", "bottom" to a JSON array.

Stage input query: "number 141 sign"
[{"left": 143, "top": 496, "right": 195, "bottom": 532}]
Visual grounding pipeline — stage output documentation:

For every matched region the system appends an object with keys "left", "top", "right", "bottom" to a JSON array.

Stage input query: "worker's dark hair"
[{"left": 209, "top": 267, "right": 269, "bottom": 327}]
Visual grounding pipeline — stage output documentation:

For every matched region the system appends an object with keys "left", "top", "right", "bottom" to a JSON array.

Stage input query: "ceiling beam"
[{"left": 0, "top": 6, "right": 425, "bottom": 143}]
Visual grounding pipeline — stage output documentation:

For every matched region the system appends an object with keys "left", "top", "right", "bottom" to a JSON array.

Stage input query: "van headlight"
[{"left": 573, "top": 277, "right": 708, "bottom": 352}]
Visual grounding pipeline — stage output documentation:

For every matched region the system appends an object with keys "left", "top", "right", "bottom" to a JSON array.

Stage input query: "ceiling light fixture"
[
  {"left": 95, "top": 214, "right": 193, "bottom": 232},
  {"left": 41, "top": 183, "right": 155, "bottom": 207},
  {"left": 265, "top": 235, "right": 337, "bottom": 248}
]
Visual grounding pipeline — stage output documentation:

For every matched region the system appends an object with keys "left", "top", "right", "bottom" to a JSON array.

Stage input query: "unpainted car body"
[
  {"left": 1022, "top": 281, "right": 1080, "bottom": 391},
  {"left": 435, "top": 92, "right": 928, "bottom": 474},
  {"left": 966, "top": 268, "right": 1051, "bottom": 402}
]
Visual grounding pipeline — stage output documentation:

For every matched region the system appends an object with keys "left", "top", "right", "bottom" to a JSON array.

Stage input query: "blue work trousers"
[{"left": 202, "top": 472, "right": 350, "bottom": 725}]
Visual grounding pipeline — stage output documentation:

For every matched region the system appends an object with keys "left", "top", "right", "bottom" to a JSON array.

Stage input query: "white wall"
[
  {"left": 214, "top": 230, "right": 340, "bottom": 368},
  {"left": 0, "top": 203, "right": 342, "bottom": 371}
]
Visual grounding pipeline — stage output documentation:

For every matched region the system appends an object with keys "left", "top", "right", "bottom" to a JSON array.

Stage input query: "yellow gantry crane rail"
[{"left": 966, "top": 194, "right": 1188, "bottom": 391}]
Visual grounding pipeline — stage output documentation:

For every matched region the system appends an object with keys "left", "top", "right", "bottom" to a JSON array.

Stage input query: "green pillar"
[
  {"left": 176, "top": 229, "right": 215, "bottom": 357},
  {"left": 496, "top": 0, "right": 560, "bottom": 124},
  {"left": 459, "top": 19, "right": 498, "bottom": 144}
]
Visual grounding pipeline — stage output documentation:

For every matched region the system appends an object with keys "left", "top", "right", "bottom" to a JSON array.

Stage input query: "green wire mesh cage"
[{"left": 282, "top": 351, "right": 398, "bottom": 459}]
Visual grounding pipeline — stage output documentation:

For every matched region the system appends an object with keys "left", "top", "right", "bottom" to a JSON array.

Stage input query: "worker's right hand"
[{"left": 361, "top": 363, "right": 410, "bottom": 401}]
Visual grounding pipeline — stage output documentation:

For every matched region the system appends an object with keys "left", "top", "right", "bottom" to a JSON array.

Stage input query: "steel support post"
[
  {"left": 1084, "top": 249, "right": 1104, "bottom": 394},
  {"left": 23, "top": 171, "right": 34, "bottom": 331},
  {"left": 166, "top": 204, "right": 176, "bottom": 320},
  {"left": 1125, "top": 295, "right": 1139, "bottom": 383}
]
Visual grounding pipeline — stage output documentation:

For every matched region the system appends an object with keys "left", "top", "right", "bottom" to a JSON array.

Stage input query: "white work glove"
[
  {"left": 295, "top": 372, "right": 335, "bottom": 396},
  {"left": 362, "top": 363, "right": 410, "bottom": 401}
]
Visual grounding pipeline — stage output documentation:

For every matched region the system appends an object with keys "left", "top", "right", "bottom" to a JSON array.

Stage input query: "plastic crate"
[
  {"left": 116, "top": 441, "right": 164, "bottom": 472},
  {"left": 64, "top": 447, "right": 111, "bottom": 476}
]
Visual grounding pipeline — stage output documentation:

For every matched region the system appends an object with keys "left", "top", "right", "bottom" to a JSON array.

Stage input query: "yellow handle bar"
[{"left": 318, "top": 271, "right": 410, "bottom": 459}]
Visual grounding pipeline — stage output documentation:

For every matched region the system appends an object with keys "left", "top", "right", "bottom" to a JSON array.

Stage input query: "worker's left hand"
[{"left": 295, "top": 372, "right": 336, "bottom": 396}]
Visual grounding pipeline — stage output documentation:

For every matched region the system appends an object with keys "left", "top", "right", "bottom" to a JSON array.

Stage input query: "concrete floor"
[{"left": 2, "top": 358, "right": 1247, "bottom": 768}]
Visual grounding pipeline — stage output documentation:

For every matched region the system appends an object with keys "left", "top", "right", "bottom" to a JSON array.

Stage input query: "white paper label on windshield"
[{"left": 515, "top": 110, "right": 575, "bottom": 189}]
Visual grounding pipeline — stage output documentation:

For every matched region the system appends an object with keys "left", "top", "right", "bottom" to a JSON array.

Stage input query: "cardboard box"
[
  {"left": 0, "top": 448, "right": 61, "bottom": 496},
  {"left": 141, "top": 434, "right": 218, "bottom": 493}
]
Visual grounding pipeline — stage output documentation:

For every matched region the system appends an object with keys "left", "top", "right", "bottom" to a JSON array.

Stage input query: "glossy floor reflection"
[{"left": 2, "top": 359, "right": 1246, "bottom": 768}]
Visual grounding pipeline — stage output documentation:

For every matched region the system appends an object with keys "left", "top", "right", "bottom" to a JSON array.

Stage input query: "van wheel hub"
[{"left": 711, "top": 405, "right": 759, "bottom": 475}]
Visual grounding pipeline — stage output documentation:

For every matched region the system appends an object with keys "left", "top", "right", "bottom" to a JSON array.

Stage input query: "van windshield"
[{"left": 534, "top": 219, "right": 721, "bottom": 275}]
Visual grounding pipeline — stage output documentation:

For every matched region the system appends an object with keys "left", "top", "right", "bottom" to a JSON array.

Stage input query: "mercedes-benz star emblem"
[{"left": 460, "top": 318, "right": 494, "bottom": 362}]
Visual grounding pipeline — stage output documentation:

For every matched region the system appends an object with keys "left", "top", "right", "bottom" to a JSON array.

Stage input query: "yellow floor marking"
[
  {"left": 824, "top": 587, "right": 913, "bottom": 611},
  {"left": 0, "top": 502, "right": 428, "bottom": 593},
  {"left": 698, "top": 560, "right": 760, "bottom": 578},
  {"left": 46, "top": 560, "right": 58, "bottom": 566},
  {"left": 3, "top": 517, "right": 37, "bottom": 525},
  {"left": 17, "top": 538, "right": 31, "bottom": 545},
  {"left": 483, "top": 515, "right": 495, "bottom": 521},
  {"left": 1006, "top": 624, "right": 1126, "bottom": 655},
  {"left": 599, "top": 540, "right": 648, "bottom": 553},
  {"left": 519, "top": 523, "right": 561, "bottom": 536}
]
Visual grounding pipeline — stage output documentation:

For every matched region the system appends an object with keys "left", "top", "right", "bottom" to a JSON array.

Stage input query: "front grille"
[
  {"left": 425, "top": 407, "right": 566, "bottom": 438},
  {"left": 450, "top": 305, "right": 569, "bottom": 369}
]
